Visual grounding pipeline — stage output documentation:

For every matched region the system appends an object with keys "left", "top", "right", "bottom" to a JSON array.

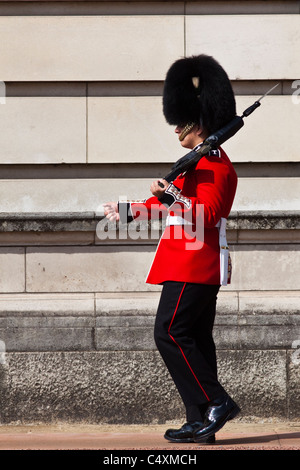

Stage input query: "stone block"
[
  {"left": 217, "top": 350, "right": 287, "bottom": 418},
  {"left": 0, "top": 97, "right": 86, "bottom": 164},
  {"left": 238, "top": 324, "right": 299, "bottom": 350},
  {"left": 0, "top": 325, "right": 93, "bottom": 352},
  {"left": 239, "top": 291, "right": 300, "bottom": 315},
  {"left": 88, "top": 96, "right": 180, "bottom": 164},
  {"left": 95, "top": 321, "right": 156, "bottom": 351},
  {"left": 223, "top": 96, "right": 300, "bottom": 163},
  {"left": 0, "top": 16, "right": 184, "bottom": 81},
  {"left": 213, "top": 325, "right": 239, "bottom": 350},
  {"left": 95, "top": 292, "right": 160, "bottom": 317},
  {"left": 288, "top": 347, "right": 300, "bottom": 419},
  {"left": 26, "top": 246, "right": 160, "bottom": 292},
  {"left": 0, "top": 248, "right": 25, "bottom": 293},
  {"left": 232, "top": 178, "right": 300, "bottom": 212},
  {"left": 0, "top": 293, "right": 94, "bottom": 316},
  {"left": 229, "top": 244, "right": 300, "bottom": 291},
  {"left": 0, "top": 293, "right": 95, "bottom": 351},
  {"left": 216, "top": 291, "right": 239, "bottom": 315},
  {"left": 186, "top": 15, "right": 300, "bottom": 79}
]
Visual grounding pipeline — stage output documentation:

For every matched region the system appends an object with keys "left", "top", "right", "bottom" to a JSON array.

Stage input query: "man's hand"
[
  {"left": 150, "top": 179, "right": 169, "bottom": 198},
  {"left": 103, "top": 202, "right": 120, "bottom": 221}
]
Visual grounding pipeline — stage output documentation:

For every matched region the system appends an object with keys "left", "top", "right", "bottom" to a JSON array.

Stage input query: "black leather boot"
[
  {"left": 193, "top": 393, "right": 240, "bottom": 442},
  {"left": 164, "top": 421, "right": 216, "bottom": 443}
]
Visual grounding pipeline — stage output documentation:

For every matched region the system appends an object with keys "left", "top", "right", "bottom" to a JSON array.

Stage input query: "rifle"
[{"left": 159, "top": 83, "right": 279, "bottom": 186}]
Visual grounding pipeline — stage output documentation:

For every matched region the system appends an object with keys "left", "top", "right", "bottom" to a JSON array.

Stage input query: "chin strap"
[{"left": 179, "top": 122, "right": 196, "bottom": 141}]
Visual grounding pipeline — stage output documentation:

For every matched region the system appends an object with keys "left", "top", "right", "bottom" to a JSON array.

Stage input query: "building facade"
[{"left": 0, "top": 0, "right": 299, "bottom": 424}]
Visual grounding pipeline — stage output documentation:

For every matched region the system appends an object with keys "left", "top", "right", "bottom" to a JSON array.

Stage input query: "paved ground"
[{"left": 0, "top": 420, "right": 300, "bottom": 452}]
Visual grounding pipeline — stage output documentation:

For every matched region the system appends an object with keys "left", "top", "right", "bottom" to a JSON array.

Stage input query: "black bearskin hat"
[{"left": 162, "top": 55, "right": 236, "bottom": 134}]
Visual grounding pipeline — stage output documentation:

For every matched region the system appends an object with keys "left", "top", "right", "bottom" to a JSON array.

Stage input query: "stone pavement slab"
[{"left": 0, "top": 421, "right": 300, "bottom": 452}]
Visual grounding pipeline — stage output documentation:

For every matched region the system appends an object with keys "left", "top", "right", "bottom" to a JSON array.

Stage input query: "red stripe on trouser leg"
[{"left": 167, "top": 282, "right": 210, "bottom": 402}]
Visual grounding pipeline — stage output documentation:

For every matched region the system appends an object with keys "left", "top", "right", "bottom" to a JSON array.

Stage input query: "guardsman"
[{"left": 104, "top": 54, "right": 240, "bottom": 443}]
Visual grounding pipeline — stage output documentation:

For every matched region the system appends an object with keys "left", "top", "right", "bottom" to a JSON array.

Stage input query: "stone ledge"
[
  {"left": 0, "top": 212, "right": 98, "bottom": 232},
  {"left": 228, "top": 211, "right": 300, "bottom": 230},
  {"left": 0, "top": 291, "right": 299, "bottom": 352},
  {"left": 0, "top": 290, "right": 298, "bottom": 315},
  {"left": 0, "top": 211, "right": 299, "bottom": 232},
  {"left": 0, "top": 211, "right": 298, "bottom": 245}
]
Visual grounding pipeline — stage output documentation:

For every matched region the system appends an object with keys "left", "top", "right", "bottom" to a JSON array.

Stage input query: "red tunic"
[{"left": 123, "top": 147, "right": 237, "bottom": 286}]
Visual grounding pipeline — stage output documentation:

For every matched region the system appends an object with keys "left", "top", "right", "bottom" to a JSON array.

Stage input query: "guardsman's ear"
[{"left": 196, "top": 125, "right": 208, "bottom": 139}]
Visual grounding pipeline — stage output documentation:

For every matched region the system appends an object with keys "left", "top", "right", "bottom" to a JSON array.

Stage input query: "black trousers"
[{"left": 154, "top": 281, "right": 225, "bottom": 422}]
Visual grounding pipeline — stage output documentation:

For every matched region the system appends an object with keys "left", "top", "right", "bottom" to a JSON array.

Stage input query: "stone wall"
[
  {"left": 0, "top": 210, "right": 299, "bottom": 423},
  {"left": 0, "top": 1, "right": 299, "bottom": 424}
]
